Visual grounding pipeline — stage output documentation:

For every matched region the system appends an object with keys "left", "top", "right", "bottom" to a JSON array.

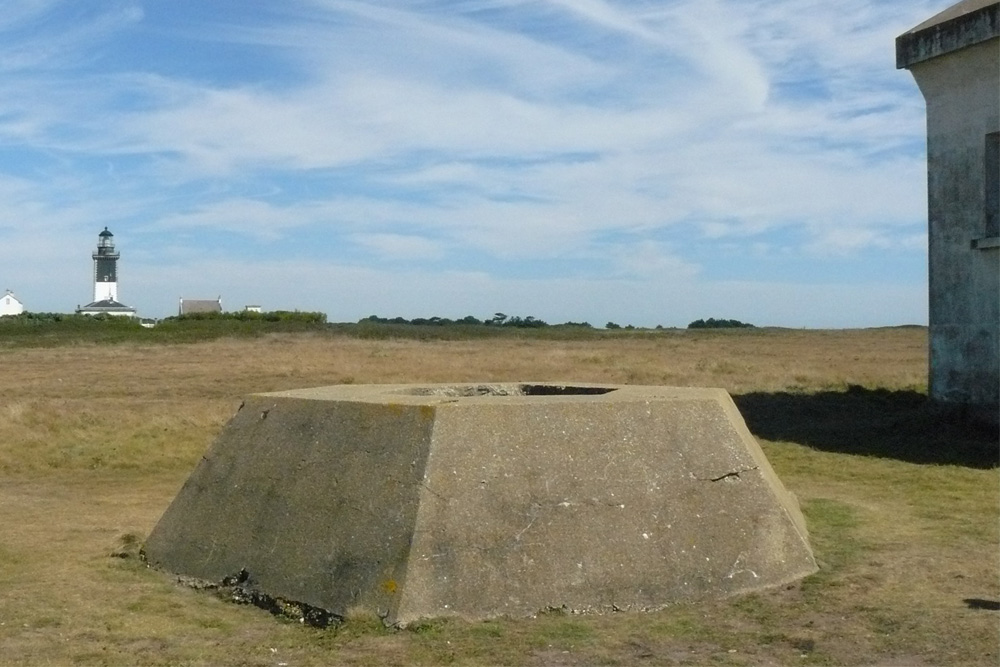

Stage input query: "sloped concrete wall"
[
  {"left": 144, "top": 384, "right": 817, "bottom": 626},
  {"left": 143, "top": 397, "right": 435, "bottom": 617}
]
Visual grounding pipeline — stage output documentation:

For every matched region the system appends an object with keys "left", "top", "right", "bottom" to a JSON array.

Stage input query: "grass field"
[{"left": 0, "top": 326, "right": 996, "bottom": 666}]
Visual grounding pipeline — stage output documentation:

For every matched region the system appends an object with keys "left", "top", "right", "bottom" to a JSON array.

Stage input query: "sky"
[{"left": 0, "top": 0, "right": 949, "bottom": 327}]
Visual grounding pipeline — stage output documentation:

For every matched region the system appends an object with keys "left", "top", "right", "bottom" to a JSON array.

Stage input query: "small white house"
[{"left": 1, "top": 290, "right": 24, "bottom": 317}]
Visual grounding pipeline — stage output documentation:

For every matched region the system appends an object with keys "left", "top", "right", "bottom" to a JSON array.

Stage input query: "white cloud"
[
  {"left": 350, "top": 232, "right": 447, "bottom": 261},
  {"left": 543, "top": 0, "right": 664, "bottom": 42},
  {"left": 605, "top": 240, "right": 702, "bottom": 280},
  {"left": 0, "top": 0, "right": 942, "bottom": 325}
]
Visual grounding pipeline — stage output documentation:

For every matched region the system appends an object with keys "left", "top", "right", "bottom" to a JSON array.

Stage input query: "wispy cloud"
[{"left": 0, "top": 0, "right": 940, "bottom": 325}]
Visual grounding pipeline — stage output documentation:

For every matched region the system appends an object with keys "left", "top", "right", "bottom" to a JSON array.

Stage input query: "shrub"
[{"left": 687, "top": 318, "right": 755, "bottom": 329}]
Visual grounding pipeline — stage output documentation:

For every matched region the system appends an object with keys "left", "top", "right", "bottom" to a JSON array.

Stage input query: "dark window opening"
[{"left": 986, "top": 132, "right": 999, "bottom": 238}]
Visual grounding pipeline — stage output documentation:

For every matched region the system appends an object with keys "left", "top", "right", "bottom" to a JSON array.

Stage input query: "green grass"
[
  {"left": 0, "top": 329, "right": 995, "bottom": 666},
  {"left": 798, "top": 498, "right": 867, "bottom": 596}
]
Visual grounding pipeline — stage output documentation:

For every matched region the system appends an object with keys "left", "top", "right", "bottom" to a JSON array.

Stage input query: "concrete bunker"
[{"left": 143, "top": 383, "right": 817, "bottom": 626}]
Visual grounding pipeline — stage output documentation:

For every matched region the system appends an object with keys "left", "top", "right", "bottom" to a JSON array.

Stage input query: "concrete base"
[{"left": 143, "top": 383, "right": 817, "bottom": 626}]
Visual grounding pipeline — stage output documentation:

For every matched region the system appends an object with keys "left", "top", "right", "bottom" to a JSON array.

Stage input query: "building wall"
[
  {"left": 908, "top": 38, "right": 1000, "bottom": 414},
  {"left": 94, "top": 281, "right": 118, "bottom": 303},
  {"left": 77, "top": 308, "right": 136, "bottom": 318},
  {"left": 0, "top": 293, "right": 24, "bottom": 316}
]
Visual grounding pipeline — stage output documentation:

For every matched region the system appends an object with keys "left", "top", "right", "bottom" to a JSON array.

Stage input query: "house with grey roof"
[
  {"left": 179, "top": 297, "right": 223, "bottom": 316},
  {"left": 897, "top": 0, "right": 999, "bottom": 423}
]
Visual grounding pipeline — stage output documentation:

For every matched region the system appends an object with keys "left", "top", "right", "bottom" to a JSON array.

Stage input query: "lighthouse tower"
[
  {"left": 76, "top": 227, "right": 136, "bottom": 317},
  {"left": 93, "top": 227, "right": 119, "bottom": 302}
]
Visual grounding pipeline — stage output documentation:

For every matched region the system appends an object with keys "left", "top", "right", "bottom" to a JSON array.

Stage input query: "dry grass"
[{"left": 0, "top": 327, "right": 996, "bottom": 666}]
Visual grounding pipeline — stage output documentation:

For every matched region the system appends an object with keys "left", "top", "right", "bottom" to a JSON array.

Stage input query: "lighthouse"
[
  {"left": 76, "top": 228, "right": 136, "bottom": 317},
  {"left": 93, "top": 227, "right": 119, "bottom": 302}
]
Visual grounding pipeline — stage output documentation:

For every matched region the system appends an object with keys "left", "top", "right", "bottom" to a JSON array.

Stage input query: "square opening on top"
[{"left": 395, "top": 384, "right": 617, "bottom": 397}]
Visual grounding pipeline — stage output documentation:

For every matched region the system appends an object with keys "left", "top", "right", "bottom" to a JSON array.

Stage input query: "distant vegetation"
[
  {"left": 351, "top": 314, "right": 606, "bottom": 341},
  {"left": 1, "top": 310, "right": 770, "bottom": 348},
  {"left": 687, "top": 318, "right": 755, "bottom": 329},
  {"left": 359, "top": 313, "right": 591, "bottom": 329},
  {"left": 0, "top": 310, "right": 328, "bottom": 326},
  {"left": 0, "top": 310, "right": 329, "bottom": 347},
  {"left": 168, "top": 310, "right": 327, "bottom": 324},
  {"left": 2, "top": 310, "right": 606, "bottom": 347},
  {"left": 0, "top": 312, "right": 142, "bottom": 334},
  {"left": 0, "top": 311, "right": 134, "bottom": 324}
]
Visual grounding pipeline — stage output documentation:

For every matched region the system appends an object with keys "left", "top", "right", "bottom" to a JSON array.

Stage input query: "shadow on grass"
[
  {"left": 733, "top": 386, "right": 998, "bottom": 469},
  {"left": 964, "top": 598, "right": 1000, "bottom": 611}
]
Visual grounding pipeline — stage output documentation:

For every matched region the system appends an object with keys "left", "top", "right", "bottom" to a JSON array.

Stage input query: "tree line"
[
  {"left": 687, "top": 318, "right": 755, "bottom": 329},
  {"left": 169, "top": 310, "right": 327, "bottom": 324},
  {"left": 361, "top": 314, "right": 756, "bottom": 330},
  {"left": 359, "top": 313, "right": 594, "bottom": 329}
]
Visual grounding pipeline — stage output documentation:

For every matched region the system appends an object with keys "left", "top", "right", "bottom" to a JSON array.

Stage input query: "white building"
[
  {"left": 897, "top": 0, "right": 999, "bottom": 423},
  {"left": 1, "top": 290, "right": 24, "bottom": 317},
  {"left": 76, "top": 227, "right": 137, "bottom": 317}
]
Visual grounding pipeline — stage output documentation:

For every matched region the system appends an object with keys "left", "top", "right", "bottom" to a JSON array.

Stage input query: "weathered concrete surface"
[
  {"left": 897, "top": 2, "right": 1000, "bottom": 425},
  {"left": 143, "top": 383, "right": 817, "bottom": 626},
  {"left": 896, "top": 0, "right": 999, "bottom": 68}
]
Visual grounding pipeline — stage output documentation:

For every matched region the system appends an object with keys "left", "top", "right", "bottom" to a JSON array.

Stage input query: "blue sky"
[{"left": 0, "top": 0, "right": 945, "bottom": 326}]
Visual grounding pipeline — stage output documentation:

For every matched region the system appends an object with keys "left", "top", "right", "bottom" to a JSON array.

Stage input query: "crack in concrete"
[
  {"left": 419, "top": 480, "right": 446, "bottom": 501},
  {"left": 705, "top": 466, "right": 758, "bottom": 482},
  {"left": 147, "top": 563, "right": 342, "bottom": 628},
  {"left": 221, "top": 568, "right": 340, "bottom": 627},
  {"left": 514, "top": 515, "right": 537, "bottom": 541}
]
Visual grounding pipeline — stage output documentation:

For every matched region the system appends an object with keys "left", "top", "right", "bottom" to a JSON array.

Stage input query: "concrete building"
[
  {"left": 76, "top": 228, "right": 137, "bottom": 317},
  {"left": 1, "top": 290, "right": 24, "bottom": 317},
  {"left": 897, "top": 0, "right": 999, "bottom": 423}
]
